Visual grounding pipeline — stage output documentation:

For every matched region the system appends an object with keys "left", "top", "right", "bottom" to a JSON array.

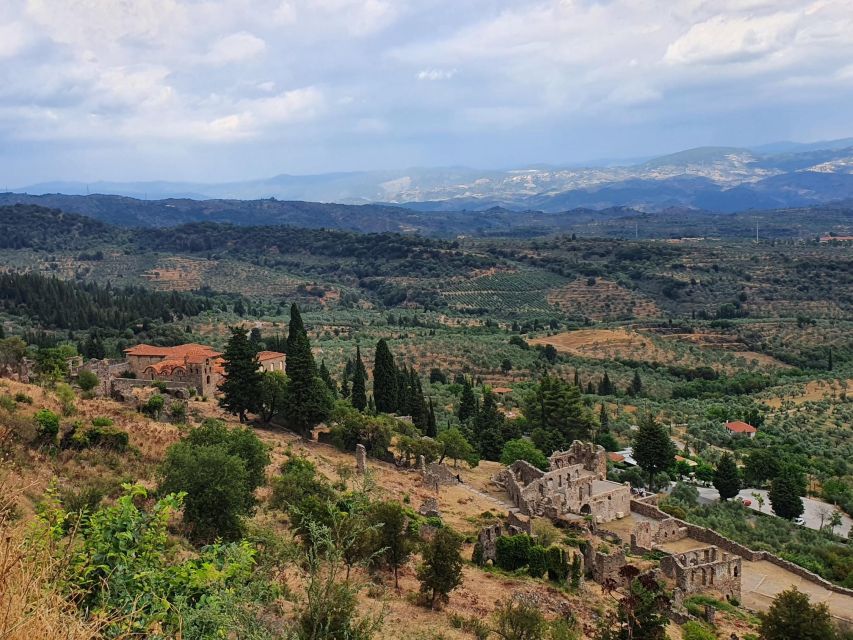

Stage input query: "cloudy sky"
[{"left": 2, "top": 0, "right": 853, "bottom": 185}]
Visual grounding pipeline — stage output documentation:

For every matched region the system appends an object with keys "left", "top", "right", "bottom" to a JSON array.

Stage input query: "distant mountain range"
[{"left": 13, "top": 138, "right": 853, "bottom": 213}]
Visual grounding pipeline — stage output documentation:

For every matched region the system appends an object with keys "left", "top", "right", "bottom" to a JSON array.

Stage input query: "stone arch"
[{"left": 580, "top": 504, "right": 592, "bottom": 515}]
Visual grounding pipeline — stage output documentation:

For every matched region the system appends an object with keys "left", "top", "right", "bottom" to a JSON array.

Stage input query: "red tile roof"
[
  {"left": 725, "top": 421, "right": 757, "bottom": 434},
  {"left": 607, "top": 452, "right": 625, "bottom": 463},
  {"left": 257, "top": 351, "right": 285, "bottom": 362},
  {"left": 125, "top": 343, "right": 221, "bottom": 359}
]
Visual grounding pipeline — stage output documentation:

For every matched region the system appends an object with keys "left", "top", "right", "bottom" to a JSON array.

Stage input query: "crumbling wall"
[
  {"left": 549, "top": 440, "right": 607, "bottom": 480},
  {"left": 582, "top": 542, "right": 627, "bottom": 585},
  {"left": 478, "top": 523, "right": 502, "bottom": 564},
  {"left": 661, "top": 546, "right": 742, "bottom": 600}
]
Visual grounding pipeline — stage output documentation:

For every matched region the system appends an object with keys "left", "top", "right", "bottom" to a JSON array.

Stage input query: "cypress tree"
[
  {"left": 426, "top": 397, "right": 437, "bottom": 438},
  {"left": 318, "top": 359, "right": 337, "bottom": 397},
  {"left": 630, "top": 370, "right": 642, "bottom": 396},
  {"left": 599, "top": 403, "right": 609, "bottom": 431},
  {"left": 769, "top": 475, "right": 804, "bottom": 520},
  {"left": 457, "top": 379, "right": 477, "bottom": 424},
  {"left": 632, "top": 412, "right": 676, "bottom": 487},
  {"left": 573, "top": 368, "right": 580, "bottom": 387},
  {"left": 396, "top": 366, "right": 410, "bottom": 416},
  {"left": 351, "top": 346, "right": 367, "bottom": 411},
  {"left": 219, "top": 326, "right": 262, "bottom": 422},
  {"left": 409, "top": 368, "right": 428, "bottom": 431},
  {"left": 713, "top": 452, "right": 741, "bottom": 500},
  {"left": 283, "top": 303, "right": 332, "bottom": 436},
  {"left": 474, "top": 388, "right": 505, "bottom": 461},
  {"left": 597, "top": 371, "right": 613, "bottom": 396},
  {"left": 373, "top": 338, "right": 398, "bottom": 413}
]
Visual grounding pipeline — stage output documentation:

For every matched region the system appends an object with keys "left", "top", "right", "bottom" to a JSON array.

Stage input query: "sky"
[{"left": 2, "top": 0, "right": 853, "bottom": 185}]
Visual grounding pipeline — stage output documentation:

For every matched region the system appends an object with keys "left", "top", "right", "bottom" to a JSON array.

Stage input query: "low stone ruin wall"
[{"left": 629, "top": 498, "right": 853, "bottom": 597}]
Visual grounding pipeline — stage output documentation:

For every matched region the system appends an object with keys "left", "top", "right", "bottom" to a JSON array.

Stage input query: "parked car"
[{"left": 793, "top": 516, "right": 806, "bottom": 526}]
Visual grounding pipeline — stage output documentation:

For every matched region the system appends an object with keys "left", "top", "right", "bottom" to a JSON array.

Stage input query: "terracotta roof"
[
  {"left": 725, "top": 421, "right": 757, "bottom": 434},
  {"left": 257, "top": 351, "right": 285, "bottom": 362},
  {"left": 125, "top": 343, "right": 221, "bottom": 359},
  {"left": 145, "top": 359, "right": 187, "bottom": 375},
  {"left": 607, "top": 452, "right": 625, "bottom": 463},
  {"left": 675, "top": 455, "right": 698, "bottom": 466}
]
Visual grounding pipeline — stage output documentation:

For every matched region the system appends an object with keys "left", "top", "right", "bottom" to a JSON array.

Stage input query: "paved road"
[{"left": 694, "top": 486, "right": 852, "bottom": 537}]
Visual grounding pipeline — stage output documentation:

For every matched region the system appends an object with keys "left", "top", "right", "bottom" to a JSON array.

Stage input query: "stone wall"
[
  {"left": 423, "top": 462, "right": 461, "bottom": 492},
  {"left": 478, "top": 523, "right": 502, "bottom": 564},
  {"left": 582, "top": 542, "right": 627, "bottom": 585},
  {"left": 629, "top": 499, "right": 853, "bottom": 597},
  {"left": 660, "top": 546, "right": 742, "bottom": 600},
  {"left": 549, "top": 441, "right": 607, "bottom": 480}
]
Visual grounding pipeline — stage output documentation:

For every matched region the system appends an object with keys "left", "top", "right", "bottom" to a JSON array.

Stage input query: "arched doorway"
[{"left": 580, "top": 504, "right": 592, "bottom": 515}]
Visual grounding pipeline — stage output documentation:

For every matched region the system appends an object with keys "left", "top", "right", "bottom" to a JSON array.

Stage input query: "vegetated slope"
[
  {"left": 0, "top": 204, "right": 118, "bottom": 250},
  {"left": 2, "top": 193, "right": 853, "bottom": 239},
  {"left": 0, "top": 271, "right": 214, "bottom": 330}
]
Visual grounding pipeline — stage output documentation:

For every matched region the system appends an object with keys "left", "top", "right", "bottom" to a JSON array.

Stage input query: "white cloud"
[
  {"left": 205, "top": 32, "right": 267, "bottom": 65},
  {"left": 417, "top": 68, "right": 457, "bottom": 81},
  {"left": 0, "top": 22, "right": 32, "bottom": 59},
  {"left": 665, "top": 13, "right": 801, "bottom": 65}
]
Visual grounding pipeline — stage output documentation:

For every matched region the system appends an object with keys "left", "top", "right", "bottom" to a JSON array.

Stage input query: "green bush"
[
  {"left": 78, "top": 369, "right": 99, "bottom": 392},
  {"left": 34, "top": 409, "right": 60, "bottom": 445},
  {"left": 527, "top": 545, "right": 547, "bottom": 578},
  {"left": 91, "top": 416, "right": 114, "bottom": 427},
  {"left": 86, "top": 427, "right": 130, "bottom": 452},
  {"left": 472, "top": 541, "right": 485, "bottom": 566},
  {"left": 14, "top": 392, "right": 32, "bottom": 404},
  {"left": 495, "top": 534, "right": 534, "bottom": 571},
  {"left": 682, "top": 621, "right": 716, "bottom": 640}
]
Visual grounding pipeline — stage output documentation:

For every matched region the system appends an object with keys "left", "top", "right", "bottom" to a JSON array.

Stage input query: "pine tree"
[
  {"left": 318, "top": 360, "right": 337, "bottom": 397},
  {"left": 632, "top": 412, "right": 676, "bottom": 488},
  {"left": 283, "top": 303, "right": 332, "bottom": 436},
  {"left": 597, "top": 371, "right": 613, "bottom": 396},
  {"left": 599, "top": 403, "right": 609, "bottom": 431},
  {"left": 759, "top": 588, "right": 838, "bottom": 640},
  {"left": 522, "top": 376, "right": 591, "bottom": 451},
  {"left": 474, "top": 388, "right": 505, "bottom": 461},
  {"left": 630, "top": 370, "right": 642, "bottom": 396},
  {"left": 457, "top": 379, "right": 477, "bottom": 424},
  {"left": 373, "top": 338, "right": 398, "bottom": 414},
  {"left": 769, "top": 475, "right": 804, "bottom": 520},
  {"left": 426, "top": 397, "right": 437, "bottom": 438},
  {"left": 219, "top": 326, "right": 262, "bottom": 422},
  {"left": 714, "top": 452, "right": 741, "bottom": 500},
  {"left": 351, "top": 346, "right": 367, "bottom": 411}
]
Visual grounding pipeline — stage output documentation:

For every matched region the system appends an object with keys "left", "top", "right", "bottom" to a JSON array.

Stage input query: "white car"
[{"left": 793, "top": 516, "right": 805, "bottom": 526}]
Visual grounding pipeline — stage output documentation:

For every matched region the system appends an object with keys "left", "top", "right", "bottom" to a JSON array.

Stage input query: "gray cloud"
[{"left": 1, "top": 0, "right": 852, "bottom": 184}]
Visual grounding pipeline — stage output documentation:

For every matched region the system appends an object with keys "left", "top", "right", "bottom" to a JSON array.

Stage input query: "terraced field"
[
  {"left": 441, "top": 269, "right": 567, "bottom": 316},
  {"left": 547, "top": 277, "right": 661, "bottom": 321}
]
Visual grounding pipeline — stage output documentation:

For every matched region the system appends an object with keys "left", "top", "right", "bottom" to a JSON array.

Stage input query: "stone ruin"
[
  {"left": 422, "top": 461, "right": 461, "bottom": 492},
  {"left": 582, "top": 540, "right": 628, "bottom": 585},
  {"left": 630, "top": 518, "right": 688, "bottom": 553},
  {"left": 418, "top": 497, "right": 440, "bottom": 518},
  {"left": 660, "top": 545, "right": 742, "bottom": 601},
  {"left": 493, "top": 440, "right": 630, "bottom": 523},
  {"left": 477, "top": 522, "right": 502, "bottom": 564},
  {"left": 355, "top": 444, "right": 367, "bottom": 474}
]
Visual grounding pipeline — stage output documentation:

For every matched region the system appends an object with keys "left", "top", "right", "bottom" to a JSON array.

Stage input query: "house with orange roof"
[
  {"left": 124, "top": 343, "right": 286, "bottom": 397},
  {"left": 725, "top": 421, "right": 757, "bottom": 439}
]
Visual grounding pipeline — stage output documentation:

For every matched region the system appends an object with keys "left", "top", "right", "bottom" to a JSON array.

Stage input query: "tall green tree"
[
  {"left": 318, "top": 359, "right": 337, "bottom": 397},
  {"left": 219, "top": 326, "right": 262, "bottom": 422},
  {"left": 474, "top": 388, "right": 505, "bottom": 461},
  {"left": 713, "top": 452, "right": 741, "bottom": 500},
  {"left": 457, "top": 379, "right": 478, "bottom": 424},
  {"left": 759, "top": 588, "right": 839, "bottom": 640},
  {"left": 373, "top": 338, "right": 398, "bottom": 413},
  {"left": 769, "top": 475, "right": 804, "bottom": 520},
  {"left": 369, "top": 501, "right": 413, "bottom": 588},
  {"left": 597, "top": 371, "right": 614, "bottom": 396},
  {"left": 258, "top": 370, "right": 288, "bottom": 423},
  {"left": 407, "top": 368, "right": 428, "bottom": 431},
  {"left": 629, "top": 371, "right": 642, "bottom": 396},
  {"left": 350, "top": 346, "right": 367, "bottom": 411},
  {"left": 284, "top": 304, "right": 333, "bottom": 436},
  {"left": 632, "top": 413, "right": 675, "bottom": 488},
  {"left": 425, "top": 397, "right": 437, "bottom": 438},
  {"left": 417, "top": 527, "right": 464, "bottom": 609},
  {"left": 437, "top": 427, "right": 479, "bottom": 467},
  {"left": 523, "top": 375, "right": 591, "bottom": 452}
]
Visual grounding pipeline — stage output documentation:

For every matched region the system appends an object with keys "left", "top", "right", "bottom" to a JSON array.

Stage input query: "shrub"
[
  {"left": 500, "top": 439, "right": 549, "bottom": 471},
  {"left": 91, "top": 417, "right": 114, "bottom": 427},
  {"left": 34, "top": 409, "right": 60, "bottom": 446},
  {"left": 14, "top": 392, "right": 32, "bottom": 404},
  {"left": 546, "top": 546, "right": 569, "bottom": 583},
  {"left": 495, "top": 534, "right": 533, "bottom": 571},
  {"left": 493, "top": 599, "right": 546, "bottom": 640},
  {"left": 0, "top": 394, "right": 15, "bottom": 413},
  {"left": 682, "top": 621, "right": 717, "bottom": 640},
  {"left": 417, "top": 527, "right": 464, "bottom": 609},
  {"left": 472, "top": 541, "right": 485, "bottom": 566},
  {"left": 55, "top": 383, "right": 76, "bottom": 416},
  {"left": 77, "top": 370, "right": 99, "bottom": 392},
  {"left": 143, "top": 394, "right": 165, "bottom": 419},
  {"left": 527, "top": 545, "right": 547, "bottom": 578},
  {"left": 85, "top": 427, "right": 129, "bottom": 452}
]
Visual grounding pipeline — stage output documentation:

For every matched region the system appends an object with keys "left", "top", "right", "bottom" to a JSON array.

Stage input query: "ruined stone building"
[
  {"left": 494, "top": 441, "right": 631, "bottom": 523},
  {"left": 257, "top": 351, "right": 286, "bottom": 372},
  {"left": 660, "top": 546, "right": 742, "bottom": 601}
]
